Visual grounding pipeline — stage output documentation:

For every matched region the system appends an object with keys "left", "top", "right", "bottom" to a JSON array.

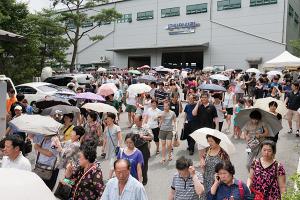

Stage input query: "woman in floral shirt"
[{"left": 65, "top": 141, "right": 105, "bottom": 200}]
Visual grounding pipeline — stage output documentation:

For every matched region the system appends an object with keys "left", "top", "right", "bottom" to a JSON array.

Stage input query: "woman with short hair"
[{"left": 247, "top": 140, "right": 286, "bottom": 200}]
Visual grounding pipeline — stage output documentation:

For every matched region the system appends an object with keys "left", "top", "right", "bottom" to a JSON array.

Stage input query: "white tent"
[{"left": 264, "top": 51, "right": 300, "bottom": 68}]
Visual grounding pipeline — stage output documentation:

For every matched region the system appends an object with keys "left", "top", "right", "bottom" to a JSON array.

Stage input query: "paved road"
[{"left": 99, "top": 109, "right": 300, "bottom": 200}]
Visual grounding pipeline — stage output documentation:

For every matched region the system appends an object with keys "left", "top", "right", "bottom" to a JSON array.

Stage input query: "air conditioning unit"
[{"left": 99, "top": 56, "right": 106, "bottom": 62}]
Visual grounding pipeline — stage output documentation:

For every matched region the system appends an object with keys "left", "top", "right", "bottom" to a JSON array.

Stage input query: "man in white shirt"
[
  {"left": 1, "top": 135, "right": 31, "bottom": 171},
  {"left": 101, "top": 159, "right": 148, "bottom": 200}
]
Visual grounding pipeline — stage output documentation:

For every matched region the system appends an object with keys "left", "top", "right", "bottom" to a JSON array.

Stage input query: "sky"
[{"left": 18, "top": 0, "right": 63, "bottom": 13}]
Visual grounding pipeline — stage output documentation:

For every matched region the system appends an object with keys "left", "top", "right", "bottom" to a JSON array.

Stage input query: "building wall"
[
  {"left": 286, "top": 0, "right": 300, "bottom": 53},
  {"left": 67, "top": 0, "right": 288, "bottom": 69}
]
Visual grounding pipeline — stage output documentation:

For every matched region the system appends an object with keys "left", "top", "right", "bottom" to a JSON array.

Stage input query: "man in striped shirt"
[{"left": 154, "top": 82, "right": 169, "bottom": 111}]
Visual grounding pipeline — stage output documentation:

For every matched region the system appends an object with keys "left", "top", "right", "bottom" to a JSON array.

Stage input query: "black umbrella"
[
  {"left": 35, "top": 96, "right": 71, "bottom": 111},
  {"left": 41, "top": 105, "right": 80, "bottom": 116}
]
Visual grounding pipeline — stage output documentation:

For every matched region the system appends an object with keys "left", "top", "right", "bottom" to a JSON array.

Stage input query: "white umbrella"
[
  {"left": 225, "top": 68, "right": 235, "bottom": 72},
  {"left": 0, "top": 168, "right": 56, "bottom": 200},
  {"left": 190, "top": 128, "right": 236, "bottom": 154},
  {"left": 246, "top": 68, "right": 261, "bottom": 74},
  {"left": 254, "top": 97, "right": 288, "bottom": 116},
  {"left": 210, "top": 74, "right": 229, "bottom": 81},
  {"left": 127, "top": 83, "right": 152, "bottom": 95},
  {"left": 203, "top": 66, "right": 214, "bottom": 72},
  {"left": 97, "top": 67, "right": 107, "bottom": 72},
  {"left": 267, "top": 70, "right": 283, "bottom": 78},
  {"left": 82, "top": 102, "right": 118, "bottom": 114},
  {"left": 9, "top": 114, "right": 62, "bottom": 135}
]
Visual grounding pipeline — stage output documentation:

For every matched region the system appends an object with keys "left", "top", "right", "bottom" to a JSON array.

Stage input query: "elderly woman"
[
  {"left": 65, "top": 141, "right": 105, "bottom": 200},
  {"left": 200, "top": 135, "right": 230, "bottom": 197},
  {"left": 82, "top": 111, "right": 102, "bottom": 144},
  {"left": 247, "top": 140, "right": 286, "bottom": 200},
  {"left": 242, "top": 110, "right": 269, "bottom": 170},
  {"left": 207, "top": 161, "right": 250, "bottom": 200}
]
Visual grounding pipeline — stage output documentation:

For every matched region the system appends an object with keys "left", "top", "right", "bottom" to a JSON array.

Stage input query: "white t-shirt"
[
  {"left": 126, "top": 94, "right": 137, "bottom": 106},
  {"left": 1, "top": 153, "right": 31, "bottom": 171},
  {"left": 223, "top": 92, "right": 234, "bottom": 108},
  {"left": 146, "top": 107, "right": 162, "bottom": 129}
]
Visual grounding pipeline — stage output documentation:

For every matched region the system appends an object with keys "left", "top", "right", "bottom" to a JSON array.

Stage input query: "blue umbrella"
[
  {"left": 138, "top": 75, "right": 157, "bottom": 82},
  {"left": 198, "top": 84, "right": 226, "bottom": 92}
]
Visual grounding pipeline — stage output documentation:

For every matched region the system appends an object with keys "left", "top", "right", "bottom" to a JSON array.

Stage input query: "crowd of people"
[{"left": 1, "top": 68, "right": 300, "bottom": 200}]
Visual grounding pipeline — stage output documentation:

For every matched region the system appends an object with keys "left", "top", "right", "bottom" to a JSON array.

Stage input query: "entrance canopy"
[
  {"left": 264, "top": 51, "right": 300, "bottom": 68},
  {"left": 0, "top": 29, "right": 25, "bottom": 43}
]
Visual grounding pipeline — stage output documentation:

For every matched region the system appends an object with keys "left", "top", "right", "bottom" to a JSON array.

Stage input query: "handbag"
[
  {"left": 247, "top": 138, "right": 260, "bottom": 149},
  {"left": 33, "top": 139, "right": 57, "bottom": 180},
  {"left": 108, "top": 127, "right": 120, "bottom": 156},
  {"left": 173, "top": 132, "right": 180, "bottom": 147},
  {"left": 54, "top": 181, "right": 72, "bottom": 200}
]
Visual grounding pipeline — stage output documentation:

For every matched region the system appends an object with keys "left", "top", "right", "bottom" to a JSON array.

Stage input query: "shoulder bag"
[
  {"left": 33, "top": 139, "right": 57, "bottom": 180},
  {"left": 108, "top": 127, "right": 120, "bottom": 156}
]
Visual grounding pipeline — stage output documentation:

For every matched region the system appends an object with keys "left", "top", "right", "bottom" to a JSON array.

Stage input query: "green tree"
[
  {"left": 52, "top": 0, "right": 122, "bottom": 72},
  {"left": 289, "top": 39, "right": 300, "bottom": 57},
  {"left": 282, "top": 174, "right": 300, "bottom": 200}
]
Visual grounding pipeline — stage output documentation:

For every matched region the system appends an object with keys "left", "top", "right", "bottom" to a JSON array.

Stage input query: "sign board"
[
  {"left": 0, "top": 81, "right": 7, "bottom": 139},
  {"left": 165, "top": 22, "right": 200, "bottom": 35}
]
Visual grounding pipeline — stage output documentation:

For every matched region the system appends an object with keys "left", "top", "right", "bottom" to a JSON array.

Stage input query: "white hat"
[{"left": 14, "top": 105, "right": 22, "bottom": 110}]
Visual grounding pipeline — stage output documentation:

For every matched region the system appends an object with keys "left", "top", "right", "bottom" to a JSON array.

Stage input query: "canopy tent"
[
  {"left": 264, "top": 51, "right": 300, "bottom": 68},
  {"left": 0, "top": 29, "right": 25, "bottom": 43}
]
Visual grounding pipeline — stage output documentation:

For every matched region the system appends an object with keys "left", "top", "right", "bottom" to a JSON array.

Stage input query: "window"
[
  {"left": 250, "top": 0, "right": 277, "bottom": 7},
  {"left": 137, "top": 11, "right": 154, "bottom": 21},
  {"left": 217, "top": 0, "right": 241, "bottom": 11},
  {"left": 161, "top": 7, "right": 180, "bottom": 18},
  {"left": 295, "top": 13, "right": 299, "bottom": 24},
  {"left": 15, "top": 86, "right": 37, "bottom": 94},
  {"left": 98, "top": 21, "right": 111, "bottom": 26},
  {"left": 288, "top": 4, "right": 294, "bottom": 17},
  {"left": 65, "top": 20, "right": 75, "bottom": 29},
  {"left": 117, "top": 14, "right": 132, "bottom": 23},
  {"left": 82, "top": 20, "right": 93, "bottom": 28},
  {"left": 186, "top": 3, "right": 208, "bottom": 15}
]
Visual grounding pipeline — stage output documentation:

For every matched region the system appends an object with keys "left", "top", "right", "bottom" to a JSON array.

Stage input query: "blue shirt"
[
  {"left": 33, "top": 135, "right": 58, "bottom": 167},
  {"left": 184, "top": 104, "right": 196, "bottom": 122},
  {"left": 207, "top": 179, "right": 250, "bottom": 200}
]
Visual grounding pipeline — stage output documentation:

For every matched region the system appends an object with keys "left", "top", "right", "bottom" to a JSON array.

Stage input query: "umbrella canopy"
[
  {"left": 190, "top": 128, "right": 235, "bottom": 154},
  {"left": 0, "top": 169, "right": 56, "bottom": 200},
  {"left": 236, "top": 108, "right": 283, "bottom": 136},
  {"left": 264, "top": 51, "right": 300, "bottom": 68},
  {"left": 128, "top": 70, "right": 141, "bottom": 75},
  {"left": 9, "top": 114, "right": 62, "bottom": 135},
  {"left": 35, "top": 96, "right": 71, "bottom": 110},
  {"left": 127, "top": 83, "right": 152, "bottom": 95},
  {"left": 210, "top": 74, "right": 229, "bottom": 81},
  {"left": 225, "top": 68, "right": 235, "bottom": 72},
  {"left": 74, "top": 92, "right": 105, "bottom": 101},
  {"left": 267, "top": 70, "right": 283, "bottom": 78},
  {"left": 202, "top": 66, "right": 214, "bottom": 72},
  {"left": 138, "top": 65, "right": 150, "bottom": 70},
  {"left": 198, "top": 84, "right": 226, "bottom": 92},
  {"left": 97, "top": 67, "right": 107, "bottom": 72},
  {"left": 246, "top": 68, "right": 261, "bottom": 74},
  {"left": 82, "top": 103, "right": 118, "bottom": 114},
  {"left": 41, "top": 105, "right": 80, "bottom": 116},
  {"left": 138, "top": 75, "right": 157, "bottom": 82},
  {"left": 254, "top": 97, "right": 288, "bottom": 116},
  {"left": 97, "top": 83, "right": 118, "bottom": 96}
]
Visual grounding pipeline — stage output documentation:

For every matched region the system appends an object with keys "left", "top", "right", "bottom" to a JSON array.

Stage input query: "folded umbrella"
[
  {"left": 190, "top": 128, "right": 235, "bottom": 154},
  {"left": 97, "top": 83, "right": 118, "bottom": 96},
  {"left": 9, "top": 114, "right": 62, "bottom": 135},
  {"left": 41, "top": 105, "right": 80, "bottom": 116},
  {"left": 127, "top": 83, "right": 152, "bottom": 95},
  {"left": 198, "top": 84, "right": 226, "bottom": 92},
  {"left": 210, "top": 74, "right": 229, "bottom": 81},
  {"left": 0, "top": 169, "right": 56, "bottom": 200},
  {"left": 82, "top": 102, "right": 118, "bottom": 114},
  {"left": 254, "top": 97, "right": 288, "bottom": 116},
  {"left": 74, "top": 92, "right": 105, "bottom": 101},
  {"left": 236, "top": 108, "right": 283, "bottom": 136}
]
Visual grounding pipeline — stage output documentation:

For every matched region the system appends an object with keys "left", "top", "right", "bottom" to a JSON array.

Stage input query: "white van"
[{"left": 44, "top": 74, "right": 94, "bottom": 88}]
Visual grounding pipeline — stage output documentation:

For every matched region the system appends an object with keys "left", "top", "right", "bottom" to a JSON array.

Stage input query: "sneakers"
[
  {"left": 296, "top": 130, "right": 300, "bottom": 137},
  {"left": 287, "top": 129, "right": 293, "bottom": 134}
]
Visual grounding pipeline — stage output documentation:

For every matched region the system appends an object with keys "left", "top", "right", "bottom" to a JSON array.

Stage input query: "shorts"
[
  {"left": 159, "top": 130, "right": 173, "bottom": 140},
  {"left": 226, "top": 108, "right": 233, "bottom": 115},
  {"left": 152, "top": 127, "right": 160, "bottom": 142},
  {"left": 286, "top": 109, "right": 300, "bottom": 122},
  {"left": 126, "top": 104, "right": 137, "bottom": 113}
]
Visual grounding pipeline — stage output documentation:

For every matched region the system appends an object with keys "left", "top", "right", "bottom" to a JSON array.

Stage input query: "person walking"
[
  {"left": 285, "top": 82, "right": 300, "bottom": 136},
  {"left": 101, "top": 159, "right": 148, "bottom": 200},
  {"left": 223, "top": 86, "right": 235, "bottom": 133},
  {"left": 247, "top": 140, "right": 286, "bottom": 200}
]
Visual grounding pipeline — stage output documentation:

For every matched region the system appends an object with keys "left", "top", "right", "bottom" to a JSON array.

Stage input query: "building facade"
[{"left": 66, "top": 0, "right": 300, "bottom": 70}]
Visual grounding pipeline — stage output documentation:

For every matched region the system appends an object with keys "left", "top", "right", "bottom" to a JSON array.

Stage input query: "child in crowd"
[
  {"left": 233, "top": 99, "right": 245, "bottom": 139},
  {"left": 245, "top": 99, "right": 253, "bottom": 108}
]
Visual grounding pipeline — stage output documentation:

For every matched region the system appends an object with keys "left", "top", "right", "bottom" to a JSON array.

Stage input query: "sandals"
[
  {"left": 156, "top": 150, "right": 160, "bottom": 155},
  {"left": 168, "top": 154, "right": 173, "bottom": 161},
  {"left": 160, "top": 159, "right": 166, "bottom": 164}
]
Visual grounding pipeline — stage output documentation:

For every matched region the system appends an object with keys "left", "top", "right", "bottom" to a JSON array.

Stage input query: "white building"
[{"left": 66, "top": 0, "right": 300, "bottom": 70}]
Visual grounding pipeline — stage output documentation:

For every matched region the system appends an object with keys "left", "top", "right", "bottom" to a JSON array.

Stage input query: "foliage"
[
  {"left": 289, "top": 39, "right": 300, "bottom": 57},
  {"left": 52, "top": 0, "right": 122, "bottom": 71},
  {"left": 282, "top": 173, "right": 300, "bottom": 200},
  {"left": 0, "top": 1, "right": 69, "bottom": 84}
]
